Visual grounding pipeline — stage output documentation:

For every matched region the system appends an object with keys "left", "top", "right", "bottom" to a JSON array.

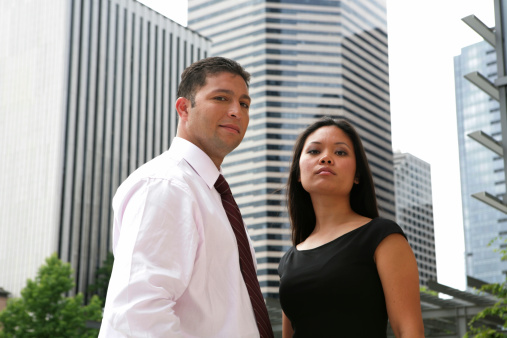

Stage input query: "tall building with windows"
[
  {"left": 393, "top": 152, "right": 437, "bottom": 286},
  {"left": 0, "top": 0, "right": 209, "bottom": 297},
  {"left": 188, "top": 0, "right": 395, "bottom": 297},
  {"left": 455, "top": 40, "right": 507, "bottom": 284}
]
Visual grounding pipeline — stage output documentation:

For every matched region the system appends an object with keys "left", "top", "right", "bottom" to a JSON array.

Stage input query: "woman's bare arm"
[
  {"left": 282, "top": 310, "right": 294, "bottom": 338},
  {"left": 375, "top": 233, "right": 425, "bottom": 338}
]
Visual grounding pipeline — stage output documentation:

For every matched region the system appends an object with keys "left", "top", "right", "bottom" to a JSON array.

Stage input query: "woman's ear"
[{"left": 175, "top": 97, "right": 190, "bottom": 121}]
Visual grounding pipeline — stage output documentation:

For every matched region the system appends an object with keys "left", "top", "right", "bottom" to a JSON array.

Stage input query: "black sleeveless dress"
[{"left": 278, "top": 217, "right": 406, "bottom": 337}]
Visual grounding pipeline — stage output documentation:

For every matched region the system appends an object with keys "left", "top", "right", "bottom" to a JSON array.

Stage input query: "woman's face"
[{"left": 299, "top": 126, "right": 357, "bottom": 197}]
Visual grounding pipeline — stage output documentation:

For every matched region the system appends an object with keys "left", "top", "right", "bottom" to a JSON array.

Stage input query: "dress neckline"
[{"left": 295, "top": 218, "right": 376, "bottom": 252}]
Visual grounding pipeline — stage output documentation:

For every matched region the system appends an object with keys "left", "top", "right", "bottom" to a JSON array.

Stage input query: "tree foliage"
[
  {"left": 466, "top": 238, "right": 507, "bottom": 337},
  {"left": 0, "top": 253, "right": 102, "bottom": 337},
  {"left": 88, "top": 251, "right": 114, "bottom": 307},
  {"left": 420, "top": 286, "right": 438, "bottom": 297}
]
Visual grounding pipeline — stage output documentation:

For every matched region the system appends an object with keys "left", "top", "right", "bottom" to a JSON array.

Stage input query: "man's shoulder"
[
  {"left": 131, "top": 150, "right": 184, "bottom": 181},
  {"left": 115, "top": 151, "right": 193, "bottom": 197}
]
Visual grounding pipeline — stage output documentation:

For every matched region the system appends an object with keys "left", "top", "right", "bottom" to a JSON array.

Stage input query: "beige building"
[
  {"left": 0, "top": 0, "right": 209, "bottom": 298},
  {"left": 189, "top": 0, "right": 395, "bottom": 297},
  {"left": 394, "top": 152, "right": 437, "bottom": 286}
]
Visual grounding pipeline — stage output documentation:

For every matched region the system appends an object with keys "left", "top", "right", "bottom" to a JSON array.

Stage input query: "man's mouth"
[{"left": 220, "top": 124, "right": 240, "bottom": 133}]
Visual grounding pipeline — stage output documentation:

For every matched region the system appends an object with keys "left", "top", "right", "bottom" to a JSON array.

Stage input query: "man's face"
[{"left": 177, "top": 72, "right": 250, "bottom": 167}]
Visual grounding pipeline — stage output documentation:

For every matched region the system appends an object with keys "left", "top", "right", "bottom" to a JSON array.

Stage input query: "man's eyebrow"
[{"left": 210, "top": 89, "right": 251, "bottom": 102}]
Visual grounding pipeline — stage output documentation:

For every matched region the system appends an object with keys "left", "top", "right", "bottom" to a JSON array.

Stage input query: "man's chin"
[{"left": 220, "top": 141, "right": 242, "bottom": 155}]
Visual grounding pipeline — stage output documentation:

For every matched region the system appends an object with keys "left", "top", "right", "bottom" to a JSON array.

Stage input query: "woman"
[{"left": 278, "top": 117, "right": 424, "bottom": 337}]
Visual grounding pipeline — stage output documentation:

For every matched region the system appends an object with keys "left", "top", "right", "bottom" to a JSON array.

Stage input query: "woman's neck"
[
  {"left": 310, "top": 194, "right": 358, "bottom": 231},
  {"left": 296, "top": 194, "right": 371, "bottom": 250}
]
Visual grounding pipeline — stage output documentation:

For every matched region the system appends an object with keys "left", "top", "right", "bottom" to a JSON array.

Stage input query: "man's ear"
[{"left": 175, "top": 97, "right": 191, "bottom": 121}]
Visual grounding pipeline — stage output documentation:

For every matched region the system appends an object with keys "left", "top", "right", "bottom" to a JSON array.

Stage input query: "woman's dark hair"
[
  {"left": 177, "top": 56, "right": 250, "bottom": 105},
  {"left": 287, "top": 117, "right": 379, "bottom": 245}
]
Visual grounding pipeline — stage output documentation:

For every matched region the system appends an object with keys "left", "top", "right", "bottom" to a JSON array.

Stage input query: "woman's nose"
[{"left": 320, "top": 155, "right": 333, "bottom": 164}]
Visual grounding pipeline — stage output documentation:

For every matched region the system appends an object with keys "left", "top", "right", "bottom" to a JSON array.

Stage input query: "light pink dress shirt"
[{"left": 99, "top": 137, "right": 259, "bottom": 337}]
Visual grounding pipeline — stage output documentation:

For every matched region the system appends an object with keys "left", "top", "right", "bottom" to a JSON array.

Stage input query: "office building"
[
  {"left": 455, "top": 40, "right": 507, "bottom": 284},
  {"left": 0, "top": 0, "right": 210, "bottom": 297},
  {"left": 188, "top": 0, "right": 395, "bottom": 297},
  {"left": 393, "top": 152, "right": 437, "bottom": 286}
]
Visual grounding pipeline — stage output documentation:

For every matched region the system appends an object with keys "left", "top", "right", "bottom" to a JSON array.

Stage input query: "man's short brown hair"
[{"left": 177, "top": 57, "right": 251, "bottom": 105}]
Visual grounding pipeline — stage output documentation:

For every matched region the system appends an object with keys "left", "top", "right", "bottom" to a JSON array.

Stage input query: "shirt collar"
[{"left": 170, "top": 137, "right": 221, "bottom": 190}]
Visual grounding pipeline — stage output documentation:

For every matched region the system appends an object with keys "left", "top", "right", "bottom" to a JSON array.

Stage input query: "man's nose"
[{"left": 228, "top": 102, "right": 243, "bottom": 119}]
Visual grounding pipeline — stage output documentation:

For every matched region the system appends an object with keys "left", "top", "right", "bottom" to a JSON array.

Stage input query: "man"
[{"left": 99, "top": 57, "right": 273, "bottom": 337}]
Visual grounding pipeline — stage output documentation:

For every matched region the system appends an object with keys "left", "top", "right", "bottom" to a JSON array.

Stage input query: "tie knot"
[{"left": 214, "top": 174, "right": 232, "bottom": 195}]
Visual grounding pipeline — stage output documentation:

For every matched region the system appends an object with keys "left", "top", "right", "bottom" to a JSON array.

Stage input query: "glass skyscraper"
[
  {"left": 188, "top": 0, "right": 395, "bottom": 297},
  {"left": 455, "top": 40, "right": 507, "bottom": 284}
]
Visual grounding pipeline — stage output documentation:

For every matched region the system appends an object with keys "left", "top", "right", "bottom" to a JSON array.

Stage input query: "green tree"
[
  {"left": 420, "top": 286, "right": 438, "bottom": 297},
  {"left": 0, "top": 253, "right": 102, "bottom": 338},
  {"left": 466, "top": 238, "right": 507, "bottom": 338},
  {"left": 88, "top": 251, "right": 114, "bottom": 306}
]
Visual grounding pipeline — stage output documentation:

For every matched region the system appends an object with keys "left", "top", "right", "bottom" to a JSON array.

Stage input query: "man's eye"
[
  {"left": 214, "top": 96, "right": 226, "bottom": 101},
  {"left": 241, "top": 102, "right": 249, "bottom": 108}
]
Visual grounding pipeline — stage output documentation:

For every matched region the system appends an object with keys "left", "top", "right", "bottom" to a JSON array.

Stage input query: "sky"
[{"left": 138, "top": 0, "right": 496, "bottom": 290}]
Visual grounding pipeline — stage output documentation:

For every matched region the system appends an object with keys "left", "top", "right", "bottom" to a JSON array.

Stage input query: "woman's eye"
[
  {"left": 336, "top": 150, "right": 347, "bottom": 156},
  {"left": 308, "top": 149, "right": 319, "bottom": 154}
]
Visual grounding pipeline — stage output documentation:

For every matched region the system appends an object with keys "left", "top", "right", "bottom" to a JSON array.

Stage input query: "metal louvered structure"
[{"left": 387, "top": 279, "right": 502, "bottom": 338}]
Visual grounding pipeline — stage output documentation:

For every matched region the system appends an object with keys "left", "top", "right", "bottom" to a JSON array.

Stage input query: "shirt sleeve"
[{"left": 100, "top": 177, "right": 201, "bottom": 337}]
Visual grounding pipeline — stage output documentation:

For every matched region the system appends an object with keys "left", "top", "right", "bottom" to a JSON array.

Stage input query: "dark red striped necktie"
[{"left": 214, "top": 174, "right": 274, "bottom": 338}]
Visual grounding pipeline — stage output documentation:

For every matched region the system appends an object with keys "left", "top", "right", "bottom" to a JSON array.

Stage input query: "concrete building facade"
[
  {"left": 0, "top": 0, "right": 210, "bottom": 297},
  {"left": 188, "top": 0, "right": 395, "bottom": 297},
  {"left": 393, "top": 152, "right": 437, "bottom": 286}
]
